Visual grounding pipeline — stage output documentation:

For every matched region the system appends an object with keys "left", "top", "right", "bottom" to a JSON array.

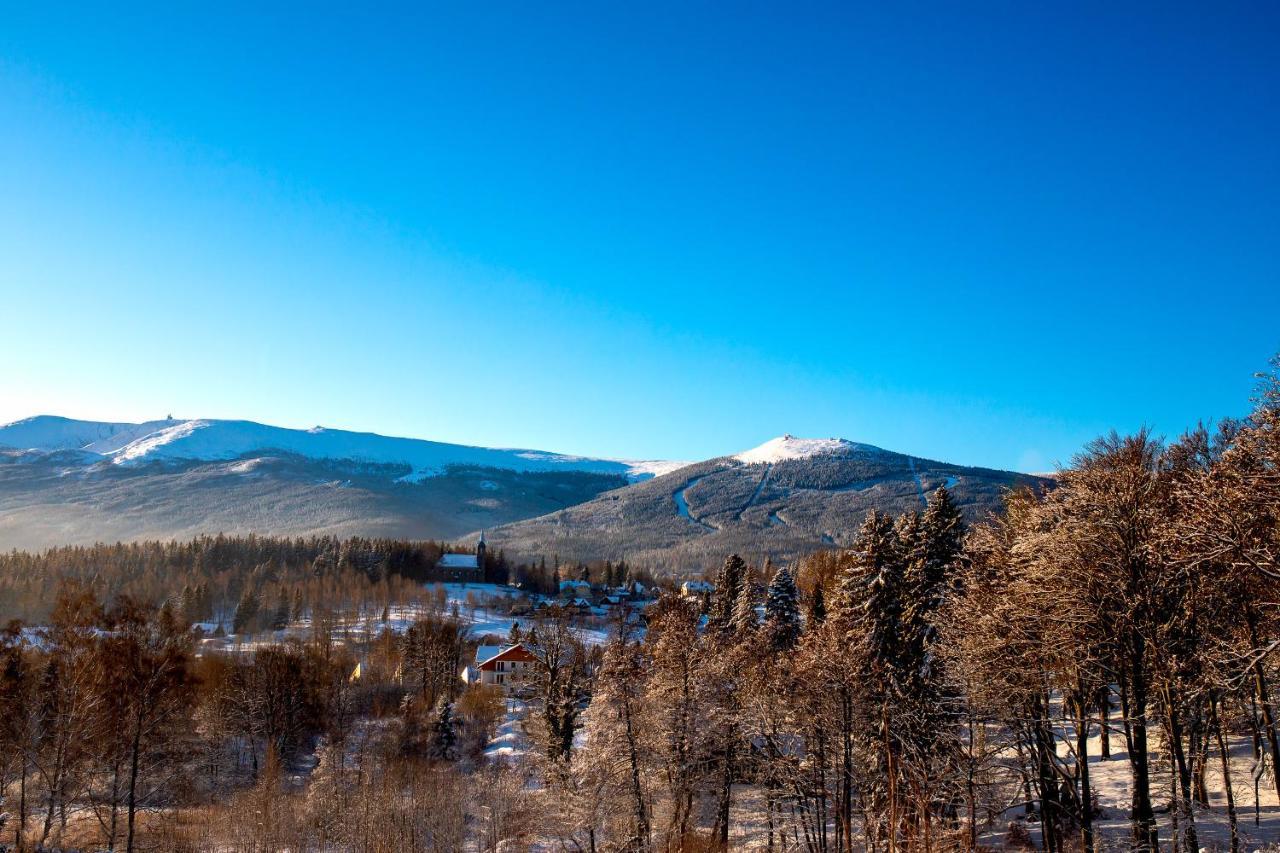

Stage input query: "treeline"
[
  {"left": 0, "top": 534, "right": 655, "bottom": 625},
  {"left": 0, "top": 535, "right": 448, "bottom": 624}
]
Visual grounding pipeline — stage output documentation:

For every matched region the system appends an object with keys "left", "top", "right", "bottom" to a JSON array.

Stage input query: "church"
[{"left": 435, "top": 532, "right": 485, "bottom": 581}]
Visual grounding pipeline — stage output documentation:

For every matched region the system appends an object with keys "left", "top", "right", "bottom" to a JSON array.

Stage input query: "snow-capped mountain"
[
  {"left": 482, "top": 436, "right": 1052, "bottom": 572},
  {"left": 733, "top": 435, "right": 876, "bottom": 464},
  {"left": 0, "top": 416, "right": 686, "bottom": 481},
  {"left": 0, "top": 416, "right": 1048, "bottom": 565}
]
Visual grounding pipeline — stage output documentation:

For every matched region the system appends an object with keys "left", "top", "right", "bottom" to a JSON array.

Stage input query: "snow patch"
[
  {"left": 227, "top": 457, "right": 267, "bottom": 474},
  {"left": 734, "top": 435, "right": 869, "bottom": 464}
]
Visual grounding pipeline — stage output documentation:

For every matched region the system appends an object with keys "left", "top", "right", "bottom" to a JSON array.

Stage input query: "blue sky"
[{"left": 1, "top": 3, "right": 1277, "bottom": 472}]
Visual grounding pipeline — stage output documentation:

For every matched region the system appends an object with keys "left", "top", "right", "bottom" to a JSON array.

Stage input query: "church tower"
[{"left": 476, "top": 531, "right": 486, "bottom": 569}]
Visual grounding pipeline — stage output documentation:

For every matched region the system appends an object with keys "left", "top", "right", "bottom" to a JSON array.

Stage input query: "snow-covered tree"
[
  {"left": 709, "top": 553, "right": 746, "bottom": 630},
  {"left": 764, "top": 563, "right": 801, "bottom": 650},
  {"left": 731, "top": 574, "right": 761, "bottom": 636}
]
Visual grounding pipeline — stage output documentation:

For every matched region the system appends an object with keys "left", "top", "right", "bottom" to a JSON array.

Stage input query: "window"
[{"left": 496, "top": 674, "right": 504, "bottom": 684}]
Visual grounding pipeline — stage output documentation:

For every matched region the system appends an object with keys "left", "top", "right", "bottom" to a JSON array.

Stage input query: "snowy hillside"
[{"left": 0, "top": 415, "right": 687, "bottom": 482}]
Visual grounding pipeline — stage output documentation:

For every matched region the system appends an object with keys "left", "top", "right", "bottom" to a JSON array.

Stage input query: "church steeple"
[{"left": 476, "top": 531, "right": 486, "bottom": 568}]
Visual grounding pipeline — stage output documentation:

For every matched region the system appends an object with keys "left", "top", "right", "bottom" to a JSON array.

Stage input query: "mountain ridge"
[
  {"left": 0, "top": 415, "right": 687, "bottom": 481},
  {"left": 0, "top": 415, "right": 1046, "bottom": 565}
]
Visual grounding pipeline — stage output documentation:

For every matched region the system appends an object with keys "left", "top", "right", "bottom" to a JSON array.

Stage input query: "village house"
[
  {"left": 558, "top": 578, "right": 592, "bottom": 597},
  {"left": 681, "top": 579, "right": 714, "bottom": 597},
  {"left": 461, "top": 642, "right": 536, "bottom": 693}
]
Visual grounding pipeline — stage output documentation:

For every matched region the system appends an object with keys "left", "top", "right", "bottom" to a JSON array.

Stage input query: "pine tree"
[
  {"left": 808, "top": 581, "right": 826, "bottom": 627},
  {"left": 710, "top": 554, "right": 746, "bottom": 630},
  {"left": 840, "top": 510, "right": 907, "bottom": 848},
  {"left": 233, "top": 587, "right": 260, "bottom": 634},
  {"left": 764, "top": 564, "right": 801, "bottom": 650},
  {"left": 732, "top": 574, "right": 761, "bottom": 636},
  {"left": 427, "top": 698, "right": 459, "bottom": 761},
  {"left": 509, "top": 620, "right": 523, "bottom": 644},
  {"left": 271, "top": 593, "right": 290, "bottom": 631}
]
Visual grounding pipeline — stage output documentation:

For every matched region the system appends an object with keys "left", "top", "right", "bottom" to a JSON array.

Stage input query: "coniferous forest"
[{"left": 1, "top": 362, "right": 1279, "bottom": 851}]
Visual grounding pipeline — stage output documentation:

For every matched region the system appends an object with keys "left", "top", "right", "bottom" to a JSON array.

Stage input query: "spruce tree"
[
  {"left": 764, "top": 563, "right": 801, "bottom": 650},
  {"left": 427, "top": 698, "right": 459, "bottom": 761},
  {"left": 731, "top": 574, "right": 761, "bottom": 636},
  {"left": 710, "top": 554, "right": 746, "bottom": 630},
  {"left": 270, "top": 594, "right": 290, "bottom": 631},
  {"left": 808, "top": 581, "right": 826, "bottom": 627},
  {"left": 232, "top": 587, "right": 260, "bottom": 634},
  {"left": 847, "top": 510, "right": 905, "bottom": 676},
  {"left": 839, "top": 510, "right": 907, "bottom": 844}
]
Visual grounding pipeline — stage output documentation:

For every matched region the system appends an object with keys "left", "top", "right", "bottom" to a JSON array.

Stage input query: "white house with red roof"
[{"left": 461, "top": 642, "right": 536, "bottom": 693}]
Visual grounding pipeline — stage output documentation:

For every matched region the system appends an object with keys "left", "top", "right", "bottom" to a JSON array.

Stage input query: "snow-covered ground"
[
  {"left": 1044, "top": 705, "right": 1280, "bottom": 851},
  {"left": 485, "top": 698, "right": 532, "bottom": 762},
  {"left": 0, "top": 415, "right": 688, "bottom": 481}
]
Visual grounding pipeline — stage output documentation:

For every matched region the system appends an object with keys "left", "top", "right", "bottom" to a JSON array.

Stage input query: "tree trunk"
[
  {"left": 620, "top": 691, "right": 649, "bottom": 848},
  {"left": 1074, "top": 695, "right": 1094, "bottom": 853},
  {"left": 1099, "top": 685, "right": 1111, "bottom": 759},
  {"left": 841, "top": 687, "right": 853, "bottom": 853},
  {"left": 1165, "top": 693, "right": 1198, "bottom": 853},
  {"left": 1119, "top": 677, "right": 1135, "bottom": 757},
  {"left": 1212, "top": 697, "right": 1240, "bottom": 853},
  {"left": 714, "top": 724, "right": 735, "bottom": 850},
  {"left": 1246, "top": 610, "right": 1280, "bottom": 802},
  {"left": 1127, "top": 639, "right": 1157, "bottom": 853},
  {"left": 966, "top": 710, "right": 978, "bottom": 852},
  {"left": 125, "top": 707, "right": 145, "bottom": 853}
]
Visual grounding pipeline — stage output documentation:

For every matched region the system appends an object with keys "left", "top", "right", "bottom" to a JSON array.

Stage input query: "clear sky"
[{"left": 2, "top": 3, "right": 1277, "bottom": 472}]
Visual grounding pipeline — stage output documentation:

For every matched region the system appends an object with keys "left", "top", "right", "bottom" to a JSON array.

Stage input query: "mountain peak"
[{"left": 733, "top": 435, "right": 872, "bottom": 465}]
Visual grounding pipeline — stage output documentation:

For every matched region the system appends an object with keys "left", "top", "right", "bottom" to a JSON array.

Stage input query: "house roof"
[
  {"left": 439, "top": 553, "right": 479, "bottom": 569},
  {"left": 559, "top": 579, "right": 590, "bottom": 590},
  {"left": 475, "top": 644, "right": 504, "bottom": 664},
  {"left": 477, "top": 643, "right": 537, "bottom": 669}
]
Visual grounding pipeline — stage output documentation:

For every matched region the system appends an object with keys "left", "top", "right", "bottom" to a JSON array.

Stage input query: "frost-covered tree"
[
  {"left": 641, "top": 594, "right": 706, "bottom": 846},
  {"left": 575, "top": 639, "right": 650, "bottom": 849},
  {"left": 525, "top": 606, "right": 590, "bottom": 770},
  {"left": 732, "top": 573, "right": 761, "bottom": 636},
  {"left": 764, "top": 563, "right": 801, "bottom": 650},
  {"left": 708, "top": 554, "right": 746, "bottom": 631}
]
